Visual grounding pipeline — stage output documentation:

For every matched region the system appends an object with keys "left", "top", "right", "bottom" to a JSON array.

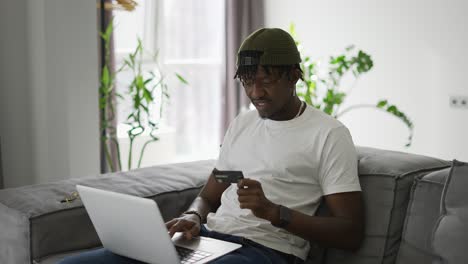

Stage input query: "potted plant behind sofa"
[
  {"left": 99, "top": 21, "right": 188, "bottom": 172},
  {"left": 289, "top": 24, "right": 413, "bottom": 147}
]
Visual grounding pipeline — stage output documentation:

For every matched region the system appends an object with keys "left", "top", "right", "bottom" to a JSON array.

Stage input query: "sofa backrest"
[{"left": 0, "top": 147, "right": 455, "bottom": 264}]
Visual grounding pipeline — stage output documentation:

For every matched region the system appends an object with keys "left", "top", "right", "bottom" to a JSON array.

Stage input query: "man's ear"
[{"left": 289, "top": 68, "right": 301, "bottom": 86}]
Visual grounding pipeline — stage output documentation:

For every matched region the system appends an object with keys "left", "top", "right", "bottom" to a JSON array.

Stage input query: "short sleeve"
[{"left": 318, "top": 126, "right": 361, "bottom": 195}]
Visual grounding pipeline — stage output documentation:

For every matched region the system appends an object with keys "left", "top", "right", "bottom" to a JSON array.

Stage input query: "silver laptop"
[{"left": 76, "top": 185, "right": 241, "bottom": 264}]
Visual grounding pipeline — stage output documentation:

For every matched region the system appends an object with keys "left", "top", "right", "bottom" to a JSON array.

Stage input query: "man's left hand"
[{"left": 237, "top": 179, "right": 279, "bottom": 222}]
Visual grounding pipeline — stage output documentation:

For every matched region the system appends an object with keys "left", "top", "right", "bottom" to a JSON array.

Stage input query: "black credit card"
[{"left": 212, "top": 169, "right": 244, "bottom": 184}]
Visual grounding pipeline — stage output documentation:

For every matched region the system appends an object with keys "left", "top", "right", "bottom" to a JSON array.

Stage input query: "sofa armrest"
[
  {"left": 322, "top": 147, "right": 450, "bottom": 264},
  {"left": 0, "top": 160, "right": 214, "bottom": 264}
]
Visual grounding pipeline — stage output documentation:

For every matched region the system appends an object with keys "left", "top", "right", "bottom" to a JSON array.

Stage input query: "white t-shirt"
[{"left": 205, "top": 105, "right": 361, "bottom": 260}]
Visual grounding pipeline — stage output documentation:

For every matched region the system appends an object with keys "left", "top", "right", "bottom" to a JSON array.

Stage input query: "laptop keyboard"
[{"left": 175, "top": 246, "right": 212, "bottom": 263}]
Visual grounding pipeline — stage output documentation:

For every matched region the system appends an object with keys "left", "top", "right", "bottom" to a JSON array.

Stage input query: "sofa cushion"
[
  {"left": 0, "top": 160, "right": 214, "bottom": 264},
  {"left": 395, "top": 168, "right": 449, "bottom": 264},
  {"left": 324, "top": 147, "right": 450, "bottom": 264},
  {"left": 431, "top": 160, "right": 468, "bottom": 264}
]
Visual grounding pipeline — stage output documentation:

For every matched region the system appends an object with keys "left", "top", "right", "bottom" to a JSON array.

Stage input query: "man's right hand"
[
  {"left": 165, "top": 213, "right": 201, "bottom": 240},
  {"left": 165, "top": 171, "right": 230, "bottom": 240}
]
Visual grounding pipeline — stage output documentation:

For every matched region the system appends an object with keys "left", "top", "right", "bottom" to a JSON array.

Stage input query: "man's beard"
[{"left": 256, "top": 110, "right": 269, "bottom": 120}]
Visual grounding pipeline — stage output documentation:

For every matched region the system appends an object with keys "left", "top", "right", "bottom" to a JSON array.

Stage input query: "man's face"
[{"left": 242, "top": 66, "right": 296, "bottom": 120}]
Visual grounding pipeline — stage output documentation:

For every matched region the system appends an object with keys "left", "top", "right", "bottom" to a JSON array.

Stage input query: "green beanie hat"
[{"left": 237, "top": 28, "right": 301, "bottom": 66}]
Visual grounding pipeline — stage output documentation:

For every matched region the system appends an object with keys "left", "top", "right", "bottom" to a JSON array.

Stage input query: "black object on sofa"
[{"left": 0, "top": 147, "right": 458, "bottom": 264}]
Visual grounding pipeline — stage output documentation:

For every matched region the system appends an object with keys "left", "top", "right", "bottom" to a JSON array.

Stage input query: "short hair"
[{"left": 234, "top": 51, "right": 304, "bottom": 86}]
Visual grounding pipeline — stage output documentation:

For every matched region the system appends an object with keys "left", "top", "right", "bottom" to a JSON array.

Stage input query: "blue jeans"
[{"left": 57, "top": 226, "right": 303, "bottom": 264}]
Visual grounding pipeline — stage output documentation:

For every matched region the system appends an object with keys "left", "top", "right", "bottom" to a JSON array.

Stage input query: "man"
[
  {"left": 167, "top": 28, "right": 363, "bottom": 263},
  {"left": 60, "top": 28, "right": 363, "bottom": 264}
]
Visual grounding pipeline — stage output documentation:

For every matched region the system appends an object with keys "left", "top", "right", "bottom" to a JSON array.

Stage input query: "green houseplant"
[
  {"left": 99, "top": 21, "right": 188, "bottom": 172},
  {"left": 289, "top": 24, "right": 413, "bottom": 147}
]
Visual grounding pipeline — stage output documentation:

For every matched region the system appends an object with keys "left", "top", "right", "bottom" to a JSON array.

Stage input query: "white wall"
[
  {"left": 0, "top": 0, "right": 100, "bottom": 188},
  {"left": 265, "top": 0, "right": 468, "bottom": 161}
]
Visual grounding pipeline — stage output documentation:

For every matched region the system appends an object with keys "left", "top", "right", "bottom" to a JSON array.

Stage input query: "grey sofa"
[{"left": 0, "top": 147, "right": 466, "bottom": 264}]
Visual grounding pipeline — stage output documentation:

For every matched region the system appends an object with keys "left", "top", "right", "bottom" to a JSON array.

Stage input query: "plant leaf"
[
  {"left": 175, "top": 73, "right": 188, "bottom": 85},
  {"left": 143, "top": 88, "right": 153, "bottom": 102},
  {"left": 345, "top": 45, "right": 355, "bottom": 51},
  {"left": 377, "top": 100, "right": 388, "bottom": 108},
  {"left": 289, "top": 23, "right": 296, "bottom": 38},
  {"left": 376, "top": 100, "right": 414, "bottom": 146},
  {"left": 136, "top": 75, "right": 144, "bottom": 89}
]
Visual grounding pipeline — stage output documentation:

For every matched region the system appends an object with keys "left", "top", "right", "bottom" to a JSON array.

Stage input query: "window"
[{"left": 113, "top": 0, "right": 225, "bottom": 169}]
